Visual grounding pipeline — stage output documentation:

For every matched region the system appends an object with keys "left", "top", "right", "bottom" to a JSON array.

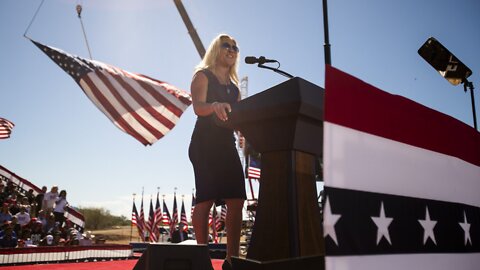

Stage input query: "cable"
[
  {"left": 23, "top": 0, "right": 46, "bottom": 38},
  {"left": 76, "top": 4, "right": 93, "bottom": 60}
]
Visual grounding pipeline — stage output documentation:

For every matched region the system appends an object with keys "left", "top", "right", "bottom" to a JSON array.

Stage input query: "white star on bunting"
[
  {"left": 418, "top": 206, "right": 437, "bottom": 245},
  {"left": 371, "top": 201, "right": 393, "bottom": 245},
  {"left": 458, "top": 211, "right": 472, "bottom": 246},
  {"left": 323, "top": 196, "right": 341, "bottom": 246}
]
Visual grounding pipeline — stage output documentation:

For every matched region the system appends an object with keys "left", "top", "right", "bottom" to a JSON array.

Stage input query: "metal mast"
[{"left": 173, "top": 0, "right": 206, "bottom": 59}]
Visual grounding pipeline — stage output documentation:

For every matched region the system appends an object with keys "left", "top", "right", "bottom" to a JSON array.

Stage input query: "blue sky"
[{"left": 1, "top": 0, "right": 479, "bottom": 219}]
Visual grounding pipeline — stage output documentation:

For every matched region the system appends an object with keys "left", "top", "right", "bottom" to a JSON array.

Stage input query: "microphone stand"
[{"left": 257, "top": 63, "right": 294, "bottom": 79}]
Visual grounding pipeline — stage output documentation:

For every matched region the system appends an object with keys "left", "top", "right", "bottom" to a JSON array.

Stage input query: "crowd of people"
[{"left": 0, "top": 179, "right": 84, "bottom": 248}]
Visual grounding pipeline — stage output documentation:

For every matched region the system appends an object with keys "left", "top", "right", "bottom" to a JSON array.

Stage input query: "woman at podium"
[{"left": 188, "top": 34, "right": 246, "bottom": 270}]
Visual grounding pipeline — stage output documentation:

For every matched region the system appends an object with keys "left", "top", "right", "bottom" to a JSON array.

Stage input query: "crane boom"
[{"left": 173, "top": 0, "right": 206, "bottom": 59}]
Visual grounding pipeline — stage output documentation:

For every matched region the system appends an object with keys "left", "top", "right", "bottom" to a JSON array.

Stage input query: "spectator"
[
  {"left": 34, "top": 186, "right": 47, "bottom": 216},
  {"left": 39, "top": 234, "right": 54, "bottom": 246},
  {"left": 25, "top": 189, "right": 35, "bottom": 205},
  {"left": 0, "top": 203, "right": 12, "bottom": 224},
  {"left": 4, "top": 181, "right": 16, "bottom": 198},
  {"left": 10, "top": 216, "right": 21, "bottom": 237},
  {"left": 18, "top": 197, "right": 31, "bottom": 214},
  {"left": 43, "top": 213, "right": 56, "bottom": 235},
  {"left": 0, "top": 224, "right": 17, "bottom": 248},
  {"left": 0, "top": 182, "right": 7, "bottom": 203},
  {"left": 30, "top": 220, "right": 44, "bottom": 246},
  {"left": 65, "top": 227, "right": 81, "bottom": 246},
  {"left": 15, "top": 207, "right": 31, "bottom": 227},
  {"left": 42, "top": 186, "right": 59, "bottom": 212},
  {"left": 20, "top": 228, "right": 35, "bottom": 247},
  {"left": 6, "top": 194, "right": 19, "bottom": 215},
  {"left": 53, "top": 190, "right": 68, "bottom": 227}
]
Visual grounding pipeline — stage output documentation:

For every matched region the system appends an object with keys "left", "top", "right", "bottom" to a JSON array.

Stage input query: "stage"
[{"left": 0, "top": 258, "right": 225, "bottom": 270}]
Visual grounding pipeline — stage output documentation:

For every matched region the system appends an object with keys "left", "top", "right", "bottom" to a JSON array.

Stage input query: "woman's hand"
[{"left": 212, "top": 102, "right": 231, "bottom": 121}]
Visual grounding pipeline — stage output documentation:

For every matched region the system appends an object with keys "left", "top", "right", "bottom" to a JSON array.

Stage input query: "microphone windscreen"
[{"left": 244, "top": 56, "right": 257, "bottom": 64}]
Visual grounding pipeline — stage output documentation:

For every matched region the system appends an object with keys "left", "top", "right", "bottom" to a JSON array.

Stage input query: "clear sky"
[{"left": 1, "top": 0, "right": 479, "bottom": 219}]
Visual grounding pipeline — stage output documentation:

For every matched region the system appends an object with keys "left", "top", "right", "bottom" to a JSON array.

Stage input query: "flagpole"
[
  {"left": 130, "top": 193, "right": 135, "bottom": 242},
  {"left": 162, "top": 194, "right": 166, "bottom": 243},
  {"left": 156, "top": 187, "right": 160, "bottom": 243},
  {"left": 141, "top": 187, "right": 145, "bottom": 242}
]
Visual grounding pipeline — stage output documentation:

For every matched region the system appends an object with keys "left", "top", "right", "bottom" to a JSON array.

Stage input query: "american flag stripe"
[
  {"left": 32, "top": 39, "right": 191, "bottom": 146},
  {"left": 248, "top": 167, "right": 261, "bottom": 179},
  {"left": 325, "top": 123, "right": 480, "bottom": 206},
  {"left": 0, "top": 118, "right": 14, "bottom": 139}
]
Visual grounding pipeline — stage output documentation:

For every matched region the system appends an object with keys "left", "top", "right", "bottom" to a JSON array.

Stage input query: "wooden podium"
[{"left": 221, "top": 77, "right": 325, "bottom": 268}]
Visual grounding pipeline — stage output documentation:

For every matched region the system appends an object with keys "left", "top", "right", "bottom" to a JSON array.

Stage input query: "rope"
[
  {"left": 76, "top": 4, "right": 93, "bottom": 60},
  {"left": 23, "top": 0, "right": 46, "bottom": 38}
]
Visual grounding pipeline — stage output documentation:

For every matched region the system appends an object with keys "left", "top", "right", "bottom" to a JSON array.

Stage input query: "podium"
[{"left": 221, "top": 77, "right": 325, "bottom": 268}]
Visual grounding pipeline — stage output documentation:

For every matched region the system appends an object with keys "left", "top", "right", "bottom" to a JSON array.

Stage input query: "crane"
[{"left": 173, "top": 0, "right": 206, "bottom": 59}]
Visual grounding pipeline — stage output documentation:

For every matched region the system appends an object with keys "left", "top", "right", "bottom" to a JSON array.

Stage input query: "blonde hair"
[{"left": 194, "top": 34, "right": 240, "bottom": 86}]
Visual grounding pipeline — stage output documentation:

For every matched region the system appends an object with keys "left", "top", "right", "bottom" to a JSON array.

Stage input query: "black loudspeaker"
[
  {"left": 231, "top": 255, "right": 324, "bottom": 270},
  {"left": 133, "top": 243, "right": 213, "bottom": 270}
]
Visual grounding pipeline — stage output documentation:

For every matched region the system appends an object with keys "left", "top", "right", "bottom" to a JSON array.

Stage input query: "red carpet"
[{"left": 0, "top": 259, "right": 224, "bottom": 270}]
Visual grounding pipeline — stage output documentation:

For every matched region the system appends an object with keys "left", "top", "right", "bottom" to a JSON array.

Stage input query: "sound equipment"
[{"left": 133, "top": 243, "right": 212, "bottom": 270}]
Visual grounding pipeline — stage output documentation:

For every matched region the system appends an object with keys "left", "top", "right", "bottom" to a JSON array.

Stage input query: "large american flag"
[
  {"left": 31, "top": 39, "right": 192, "bottom": 146},
  {"left": 0, "top": 118, "right": 14, "bottom": 139},
  {"left": 323, "top": 66, "right": 480, "bottom": 270}
]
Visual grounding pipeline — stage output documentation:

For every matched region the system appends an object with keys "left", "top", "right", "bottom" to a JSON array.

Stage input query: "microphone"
[{"left": 245, "top": 56, "right": 277, "bottom": 65}]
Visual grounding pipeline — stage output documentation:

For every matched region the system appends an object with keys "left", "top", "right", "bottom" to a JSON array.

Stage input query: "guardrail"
[{"left": 0, "top": 245, "right": 133, "bottom": 265}]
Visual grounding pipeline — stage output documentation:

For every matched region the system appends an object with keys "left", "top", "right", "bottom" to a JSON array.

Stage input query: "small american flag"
[
  {"left": 162, "top": 198, "right": 171, "bottom": 226},
  {"left": 131, "top": 201, "right": 138, "bottom": 227},
  {"left": 211, "top": 205, "right": 218, "bottom": 243},
  {"left": 216, "top": 204, "right": 227, "bottom": 231},
  {"left": 0, "top": 118, "right": 14, "bottom": 139},
  {"left": 147, "top": 198, "right": 158, "bottom": 242},
  {"left": 248, "top": 156, "right": 261, "bottom": 179},
  {"left": 138, "top": 198, "right": 146, "bottom": 241},
  {"left": 153, "top": 193, "right": 162, "bottom": 240},
  {"left": 220, "top": 204, "right": 227, "bottom": 221},
  {"left": 171, "top": 193, "right": 178, "bottom": 236},
  {"left": 190, "top": 193, "right": 196, "bottom": 221},
  {"left": 31, "top": 39, "right": 191, "bottom": 146},
  {"left": 180, "top": 199, "right": 189, "bottom": 232}
]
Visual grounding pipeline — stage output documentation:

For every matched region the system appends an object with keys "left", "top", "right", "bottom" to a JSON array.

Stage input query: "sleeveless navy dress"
[{"left": 188, "top": 69, "right": 246, "bottom": 205}]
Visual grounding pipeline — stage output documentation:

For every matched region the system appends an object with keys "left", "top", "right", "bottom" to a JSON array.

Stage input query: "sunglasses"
[{"left": 221, "top": 42, "right": 239, "bottom": 53}]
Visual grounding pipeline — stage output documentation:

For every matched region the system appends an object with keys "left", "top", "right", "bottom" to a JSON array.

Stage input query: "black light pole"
[
  {"left": 464, "top": 80, "right": 477, "bottom": 130},
  {"left": 323, "top": 0, "right": 332, "bottom": 65}
]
